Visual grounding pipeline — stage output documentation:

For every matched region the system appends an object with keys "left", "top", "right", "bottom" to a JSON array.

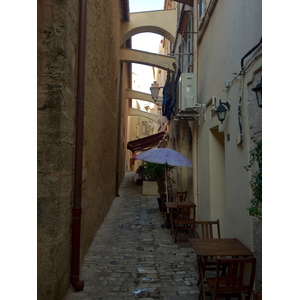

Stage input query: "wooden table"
[
  {"left": 165, "top": 200, "right": 195, "bottom": 209},
  {"left": 164, "top": 201, "right": 196, "bottom": 238},
  {"left": 189, "top": 238, "right": 253, "bottom": 299}
]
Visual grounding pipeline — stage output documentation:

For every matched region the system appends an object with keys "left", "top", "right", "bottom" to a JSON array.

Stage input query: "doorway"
[{"left": 209, "top": 126, "right": 226, "bottom": 234}]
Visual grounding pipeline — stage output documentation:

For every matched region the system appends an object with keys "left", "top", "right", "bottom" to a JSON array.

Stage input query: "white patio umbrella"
[
  {"left": 135, "top": 148, "right": 192, "bottom": 168},
  {"left": 135, "top": 148, "right": 193, "bottom": 201}
]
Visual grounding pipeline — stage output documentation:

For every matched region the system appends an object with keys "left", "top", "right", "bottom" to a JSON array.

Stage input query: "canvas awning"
[{"left": 127, "top": 131, "right": 166, "bottom": 153}]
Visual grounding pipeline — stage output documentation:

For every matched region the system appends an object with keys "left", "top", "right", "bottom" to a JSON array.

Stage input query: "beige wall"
[
  {"left": 37, "top": 1, "right": 128, "bottom": 299},
  {"left": 156, "top": 0, "right": 261, "bottom": 248},
  {"left": 196, "top": 0, "right": 262, "bottom": 248},
  {"left": 165, "top": 0, "right": 262, "bottom": 290}
]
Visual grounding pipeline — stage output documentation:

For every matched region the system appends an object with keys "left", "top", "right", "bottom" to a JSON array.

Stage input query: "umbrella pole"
[
  {"left": 165, "top": 164, "right": 170, "bottom": 219},
  {"left": 165, "top": 164, "right": 168, "bottom": 202}
]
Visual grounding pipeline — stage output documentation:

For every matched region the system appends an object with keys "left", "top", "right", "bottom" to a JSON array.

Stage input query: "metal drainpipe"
[
  {"left": 115, "top": 36, "right": 131, "bottom": 196},
  {"left": 192, "top": 0, "right": 199, "bottom": 217},
  {"left": 115, "top": 1, "right": 129, "bottom": 196},
  {"left": 71, "top": 0, "right": 87, "bottom": 291},
  {"left": 115, "top": 62, "right": 123, "bottom": 197}
]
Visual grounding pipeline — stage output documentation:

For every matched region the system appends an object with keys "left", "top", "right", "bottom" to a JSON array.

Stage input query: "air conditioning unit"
[
  {"left": 178, "top": 73, "right": 197, "bottom": 113},
  {"left": 175, "top": 73, "right": 203, "bottom": 124}
]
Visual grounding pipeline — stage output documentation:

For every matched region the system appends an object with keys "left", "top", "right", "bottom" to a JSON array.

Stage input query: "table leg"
[
  {"left": 170, "top": 209, "right": 174, "bottom": 237},
  {"left": 198, "top": 256, "right": 206, "bottom": 300}
]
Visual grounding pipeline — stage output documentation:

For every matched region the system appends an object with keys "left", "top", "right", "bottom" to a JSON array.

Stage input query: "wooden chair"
[
  {"left": 174, "top": 204, "right": 195, "bottom": 244},
  {"left": 206, "top": 257, "right": 256, "bottom": 300},
  {"left": 168, "top": 191, "right": 188, "bottom": 229},
  {"left": 194, "top": 220, "right": 221, "bottom": 286},
  {"left": 171, "top": 191, "right": 187, "bottom": 202},
  {"left": 194, "top": 220, "right": 221, "bottom": 239}
]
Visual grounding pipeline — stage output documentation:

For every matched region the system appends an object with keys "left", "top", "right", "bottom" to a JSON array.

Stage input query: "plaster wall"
[
  {"left": 208, "top": 127, "right": 226, "bottom": 235},
  {"left": 196, "top": 0, "right": 262, "bottom": 247},
  {"left": 167, "top": 119, "right": 193, "bottom": 197},
  {"left": 177, "top": 122, "right": 193, "bottom": 196}
]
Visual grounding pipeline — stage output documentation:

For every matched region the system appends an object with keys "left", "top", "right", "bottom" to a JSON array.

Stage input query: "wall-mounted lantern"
[
  {"left": 252, "top": 79, "right": 262, "bottom": 108},
  {"left": 216, "top": 100, "right": 231, "bottom": 124},
  {"left": 150, "top": 81, "right": 163, "bottom": 102}
]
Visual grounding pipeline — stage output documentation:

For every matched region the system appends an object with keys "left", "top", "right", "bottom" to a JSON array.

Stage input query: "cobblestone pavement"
[{"left": 64, "top": 172, "right": 199, "bottom": 300}]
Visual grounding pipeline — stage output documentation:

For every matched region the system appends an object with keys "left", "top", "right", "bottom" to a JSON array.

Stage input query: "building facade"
[
  {"left": 157, "top": 0, "right": 262, "bottom": 291},
  {"left": 37, "top": 0, "right": 262, "bottom": 298}
]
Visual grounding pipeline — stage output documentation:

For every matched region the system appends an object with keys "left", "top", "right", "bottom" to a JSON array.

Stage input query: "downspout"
[
  {"left": 240, "top": 37, "right": 262, "bottom": 73},
  {"left": 115, "top": 61, "right": 123, "bottom": 197},
  {"left": 115, "top": 1, "right": 130, "bottom": 196},
  {"left": 192, "top": 0, "right": 199, "bottom": 216},
  {"left": 237, "top": 37, "right": 262, "bottom": 146},
  {"left": 71, "top": 0, "right": 87, "bottom": 290}
]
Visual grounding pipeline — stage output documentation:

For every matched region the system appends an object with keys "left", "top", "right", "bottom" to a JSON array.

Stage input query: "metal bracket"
[
  {"left": 174, "top": 112, "right": 204, "bottom": 125},
  {"left": 194, "top": 103, "right": 206, "bottom": 108}
]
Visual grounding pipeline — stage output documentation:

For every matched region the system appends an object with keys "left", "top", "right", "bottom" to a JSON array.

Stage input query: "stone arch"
[
  {"left": 121, "top": 25, "right": 174, "bottom": 46},
  {"left": 120, "top": 9, "right": 176, "bottom": 46},
  {"left": 128, "top": 107, "right": 158, "bottom": 124}
]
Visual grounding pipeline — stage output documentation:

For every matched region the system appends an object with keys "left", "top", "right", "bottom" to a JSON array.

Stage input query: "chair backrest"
[
  {"left": 176, "top": 204, "right": 195, "bottom": 221},
  {"left": 215, "top": 257, "right": 256, "bottom": 297},
  {"left": 194, "top": 220, "right": 221, "bottom": 238},
  {"left": 172, "top": 191, "right": 187, "bottom": 202}
]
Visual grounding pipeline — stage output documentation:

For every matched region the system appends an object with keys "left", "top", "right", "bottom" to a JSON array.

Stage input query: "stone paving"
[{"left": 64, "top": 172, "right": 199, "bottom": 300}]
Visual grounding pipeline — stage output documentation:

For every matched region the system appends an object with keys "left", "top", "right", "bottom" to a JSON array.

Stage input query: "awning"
[{"left": 127, "top": 131, "right": 166, "bottom": 153}]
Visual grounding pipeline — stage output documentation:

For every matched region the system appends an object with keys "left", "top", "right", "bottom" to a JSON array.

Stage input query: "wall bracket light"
[
  {"left": 252, "top": 79, "right": 262, "bottom": 108},
  {"left": 216, "top": 100, "right": 231, "bottom": 124}
]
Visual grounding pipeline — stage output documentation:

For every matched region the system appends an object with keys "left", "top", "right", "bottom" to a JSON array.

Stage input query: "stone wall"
[
  {"left": 247, "top": 71, "right": 262, "bottom": 293},
  {"left": 80, "top": 0, "right": 122, "bottom": 257},
  {"left": 37, "top": 1, "right": 127, "bottom": 299},
  {"left": 37, "top": 1, "right": 78, "bottom": 299}
]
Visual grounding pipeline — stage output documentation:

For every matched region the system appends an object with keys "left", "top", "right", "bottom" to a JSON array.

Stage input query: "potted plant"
[{"left": 141, "top": 162, "right": 174, "bottom": 210}]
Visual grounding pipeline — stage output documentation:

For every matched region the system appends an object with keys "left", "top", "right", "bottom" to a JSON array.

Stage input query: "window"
[
  {"left": 198, "top": 0, "right": 206, "bottom": 29},
  {"left": 187, "top": 18, "right": 193, "bottom": 71}
]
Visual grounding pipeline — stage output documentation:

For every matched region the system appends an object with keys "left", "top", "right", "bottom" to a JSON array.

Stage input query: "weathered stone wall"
[
  {"left": 80, "top": 0, "right": 122, "bottom": 256},
  {"left": 37, "top": 1, "right": 78, "bottom": 299},
  {"left": 247, "top": 71, "right": 262, "bottom": 293},
  {"left": 37, "top": 0, "right": 127, "bottom": 299}
]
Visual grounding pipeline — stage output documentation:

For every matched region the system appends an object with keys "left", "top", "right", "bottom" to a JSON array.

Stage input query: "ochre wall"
[
  {"left": 81, "top": 0, "right": 122, "bottom": 259},
  {"left": 37, "top": 1, "right": 128, "bottom": 299}
]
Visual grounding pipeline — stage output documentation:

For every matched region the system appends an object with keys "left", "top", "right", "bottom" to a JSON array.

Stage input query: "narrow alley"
[{"left": 64, "top": 172, "right": 199, "bottom": 300}]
